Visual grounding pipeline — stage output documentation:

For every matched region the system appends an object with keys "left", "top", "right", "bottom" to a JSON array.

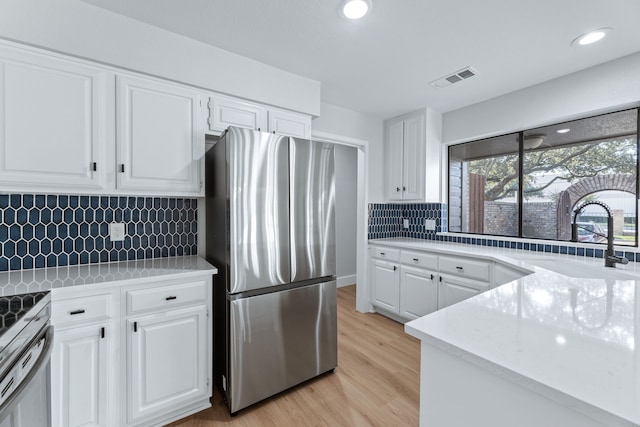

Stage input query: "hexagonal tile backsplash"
[{"left": 0, "top": 194, "right": 197, "bottom": 271}]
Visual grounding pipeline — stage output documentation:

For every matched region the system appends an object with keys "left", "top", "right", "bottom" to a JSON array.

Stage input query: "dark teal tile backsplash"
[{"left": 0, "top": 194, "right": 197, "bottom": 271}]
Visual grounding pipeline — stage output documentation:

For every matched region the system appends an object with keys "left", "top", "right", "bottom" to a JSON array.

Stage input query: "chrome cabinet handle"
[
  {"left": 69, "top": 309, "right": 85, "bottom": 316},
  {"left": 165, "top": 296, "right": 177, "bottom": 301},
  {"left": 456, "top": 266, "right": 464, "bottom": 271}
]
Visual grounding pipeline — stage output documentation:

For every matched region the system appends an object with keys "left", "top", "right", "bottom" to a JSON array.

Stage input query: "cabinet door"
[
  {"left": 0, "top": 46, "right": 108, "bottom": 190},
  {"left": 401, "top": 113, "right": 426, "bottom": 200},
  {"left": 51, "top": 324, "right": 110, "bottom": 427},
  {"left": 370, "top": 258, "right": 400, "bottom": 313},
  {"left": 127, "top": 306, "right": 207, "bottom": 425},
  {"left": 385, "top": 118, "right": 404, "bottom": 200},
  {"left": 268, "top": 108, "right": 311, "bottom": 138},
  {"left": 207, "top": 95, "right": 267, "bottom": 134},
  {"left": 400, "top": 266, "right": 438, "bottom": 320},
  {"left": 438, "top": 274, "right": 486, "bottom": 309},
  {"left": 116, "top": 75, "right": 202, "bottom": 194}
]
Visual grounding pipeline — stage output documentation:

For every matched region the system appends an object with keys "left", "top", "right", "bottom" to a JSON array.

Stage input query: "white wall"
[
  {"left": 334, "top": 145, "right": 358, "bottom": 285},
  {"left": 312, "top": 102, "right": 385, "bottom": 202},
  {"left": 443, "top": 52, "right": 640, "bottom": 144},
  {"left": 0, "top": 0, "right": 320, "bottom": 116}
]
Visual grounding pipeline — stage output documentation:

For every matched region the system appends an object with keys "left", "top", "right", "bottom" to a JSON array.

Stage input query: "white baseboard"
[{"left": 337, "top": 274, "right": 357, "bottom": 288}]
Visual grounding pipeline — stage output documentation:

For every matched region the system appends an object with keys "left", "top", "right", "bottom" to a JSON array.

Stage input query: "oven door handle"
[{"left": 0, "top": 325, "right": 54, "bottom": 417}]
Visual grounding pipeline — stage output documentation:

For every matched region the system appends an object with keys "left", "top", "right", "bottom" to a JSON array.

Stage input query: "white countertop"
[
  {"left": 371, "top": 238, "right": 640, "bottom": 426},
  {"left": 0, "top": 255, "right": 218, "bottom": 297}
]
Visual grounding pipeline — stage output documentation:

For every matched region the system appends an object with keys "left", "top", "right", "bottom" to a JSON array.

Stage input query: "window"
[{"left": 448, "top": 109, "right": 639, "bottom": 246}]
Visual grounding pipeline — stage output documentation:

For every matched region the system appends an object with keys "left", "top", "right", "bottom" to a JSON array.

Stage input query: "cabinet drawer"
[
  {"left": 126, "top": 280, "right": 207, "bottom": 314},
  {"left": 370, "top": 246, "right": 400, "bottom": 262},
  {"left": 52, "top": 293, "right": 113, "bottom": 326},
  {"left": 401, "top": 250, "right": 437, "bottom": 270},
  {"left": 438, "top": 256, "right": 491, "bottom": 282}
]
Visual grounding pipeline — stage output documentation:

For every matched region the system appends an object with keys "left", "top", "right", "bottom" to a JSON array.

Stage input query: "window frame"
[{"left": 447, "top": 108, "right": 640, "bottom": 247}]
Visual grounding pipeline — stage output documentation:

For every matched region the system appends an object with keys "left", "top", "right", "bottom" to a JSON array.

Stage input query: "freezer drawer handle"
[
  {"left": 165, "top": 296, "right": 177, "bottom": 301},
  {"left": 69, "top": 309, "right": 85, "bottom": 316}
]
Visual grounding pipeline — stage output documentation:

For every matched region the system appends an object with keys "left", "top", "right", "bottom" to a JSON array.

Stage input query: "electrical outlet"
[
  {"left": 403, "top": 218, "right": 409, "bottom": 229},
  {"left": 109, "top": 222, "right": 125, "bottom": 242},
  {"left": 425, "top": 219, "right": 436, "bottom": 231}
]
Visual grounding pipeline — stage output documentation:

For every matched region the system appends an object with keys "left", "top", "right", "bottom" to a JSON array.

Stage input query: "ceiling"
[{"left": 82, "top": 0, "right": 640, "bottom": 119}]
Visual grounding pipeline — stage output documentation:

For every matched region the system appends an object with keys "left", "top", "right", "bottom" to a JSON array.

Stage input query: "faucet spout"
[{"left": 571, "top": 200, "right": 627, "bottom": 269}]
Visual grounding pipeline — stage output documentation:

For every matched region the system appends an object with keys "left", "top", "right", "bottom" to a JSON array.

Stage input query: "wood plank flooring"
[{"left": 166, "top": 285, "right": 420, "bottom": 427}]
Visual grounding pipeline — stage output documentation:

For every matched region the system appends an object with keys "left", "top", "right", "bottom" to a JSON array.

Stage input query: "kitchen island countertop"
[{"left": 370, "top": 238, "right": 640, "bottom": 426}]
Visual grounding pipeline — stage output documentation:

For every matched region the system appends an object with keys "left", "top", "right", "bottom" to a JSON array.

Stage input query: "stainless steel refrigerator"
[{"left": 205, "top": 127, "right": 337, "bottom": 414}]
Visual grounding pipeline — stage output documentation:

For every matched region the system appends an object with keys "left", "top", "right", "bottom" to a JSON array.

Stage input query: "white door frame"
[{"left": 312, "top": 130, "right": 371, "bottom": 313}]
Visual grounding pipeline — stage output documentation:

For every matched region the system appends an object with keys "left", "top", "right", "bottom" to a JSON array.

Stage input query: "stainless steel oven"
[{"left": 0, "top": 292, "right": 52, "bottom": 427}]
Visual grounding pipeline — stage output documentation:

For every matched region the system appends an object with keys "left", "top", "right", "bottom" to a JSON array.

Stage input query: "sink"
[{"left": 519, "top": 258, "right": 639, "bottom": 280}]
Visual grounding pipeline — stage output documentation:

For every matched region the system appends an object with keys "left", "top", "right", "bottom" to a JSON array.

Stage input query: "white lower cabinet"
[
  {"left": 51, "top": 324, "right": 111, "bottom": 427},
  {"left": 437, "top": 274, "right": 488, "bottom": 309},
  {"left": 369, "top": 244, "right": 501, "bottom": 320},
  {"left": 127, "top": 306, "right": 208, "bottom": 425},
  {"left": 51, "top": 273, "right": 213, "bottom": 427},
  {"left": 51, "top": 290, "right": 116, "bottom": 427},
  {"left": 400, "top": 266, "right": 438, "bottom": 320},
  {"left": 370, "top": 258, "right": 400, "bottom": 313}
]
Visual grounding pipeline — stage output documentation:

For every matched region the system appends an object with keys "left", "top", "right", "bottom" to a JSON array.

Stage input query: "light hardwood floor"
[{"left": 166, "top": 285, "right": 420, "bottom": 427}]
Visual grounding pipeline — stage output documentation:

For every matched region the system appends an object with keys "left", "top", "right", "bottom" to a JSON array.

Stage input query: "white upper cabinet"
[
  {"left": 268, "top": 108, "right": 311, "bottom": 139},
  {"left": 385, "top": 109, "right": 441, "bottom": 201},
  {"left": 385, "top": 110, "right": 428, "bottom": 201},
  {"left": 206, "top": 94, "right": 311, "bottom": 138},
  {"left": 207, "top": 95, "right": 267, "bottom": 134},
  {"left": 116, "top": 75, "right": 202, "bottom": 194},
  {"left": 0, "top": 45, "right": 109, "bottom": 191}
]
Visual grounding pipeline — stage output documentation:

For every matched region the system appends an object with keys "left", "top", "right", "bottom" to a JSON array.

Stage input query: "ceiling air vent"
[{"left": 430, "top": 66, "right": 478, "bottom": 89}]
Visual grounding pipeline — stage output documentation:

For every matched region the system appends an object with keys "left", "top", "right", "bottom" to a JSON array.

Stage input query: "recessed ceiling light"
[
  {"left": 340, "top": 0, "right": 371, "bottom": 20},
  {"left": 571, "top": 28, "right": 612, "bottom": 47},
  {"left": 557, "top": 128, "right": 570, "bottom": 134}
]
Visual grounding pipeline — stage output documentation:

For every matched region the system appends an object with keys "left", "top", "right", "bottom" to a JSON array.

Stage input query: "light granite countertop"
[
  {"left": 0, "top": 255, "right": 218, "bottom": 297},
  {"left": 370, "top": 238, "right": 640, "bottom": 426}
]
